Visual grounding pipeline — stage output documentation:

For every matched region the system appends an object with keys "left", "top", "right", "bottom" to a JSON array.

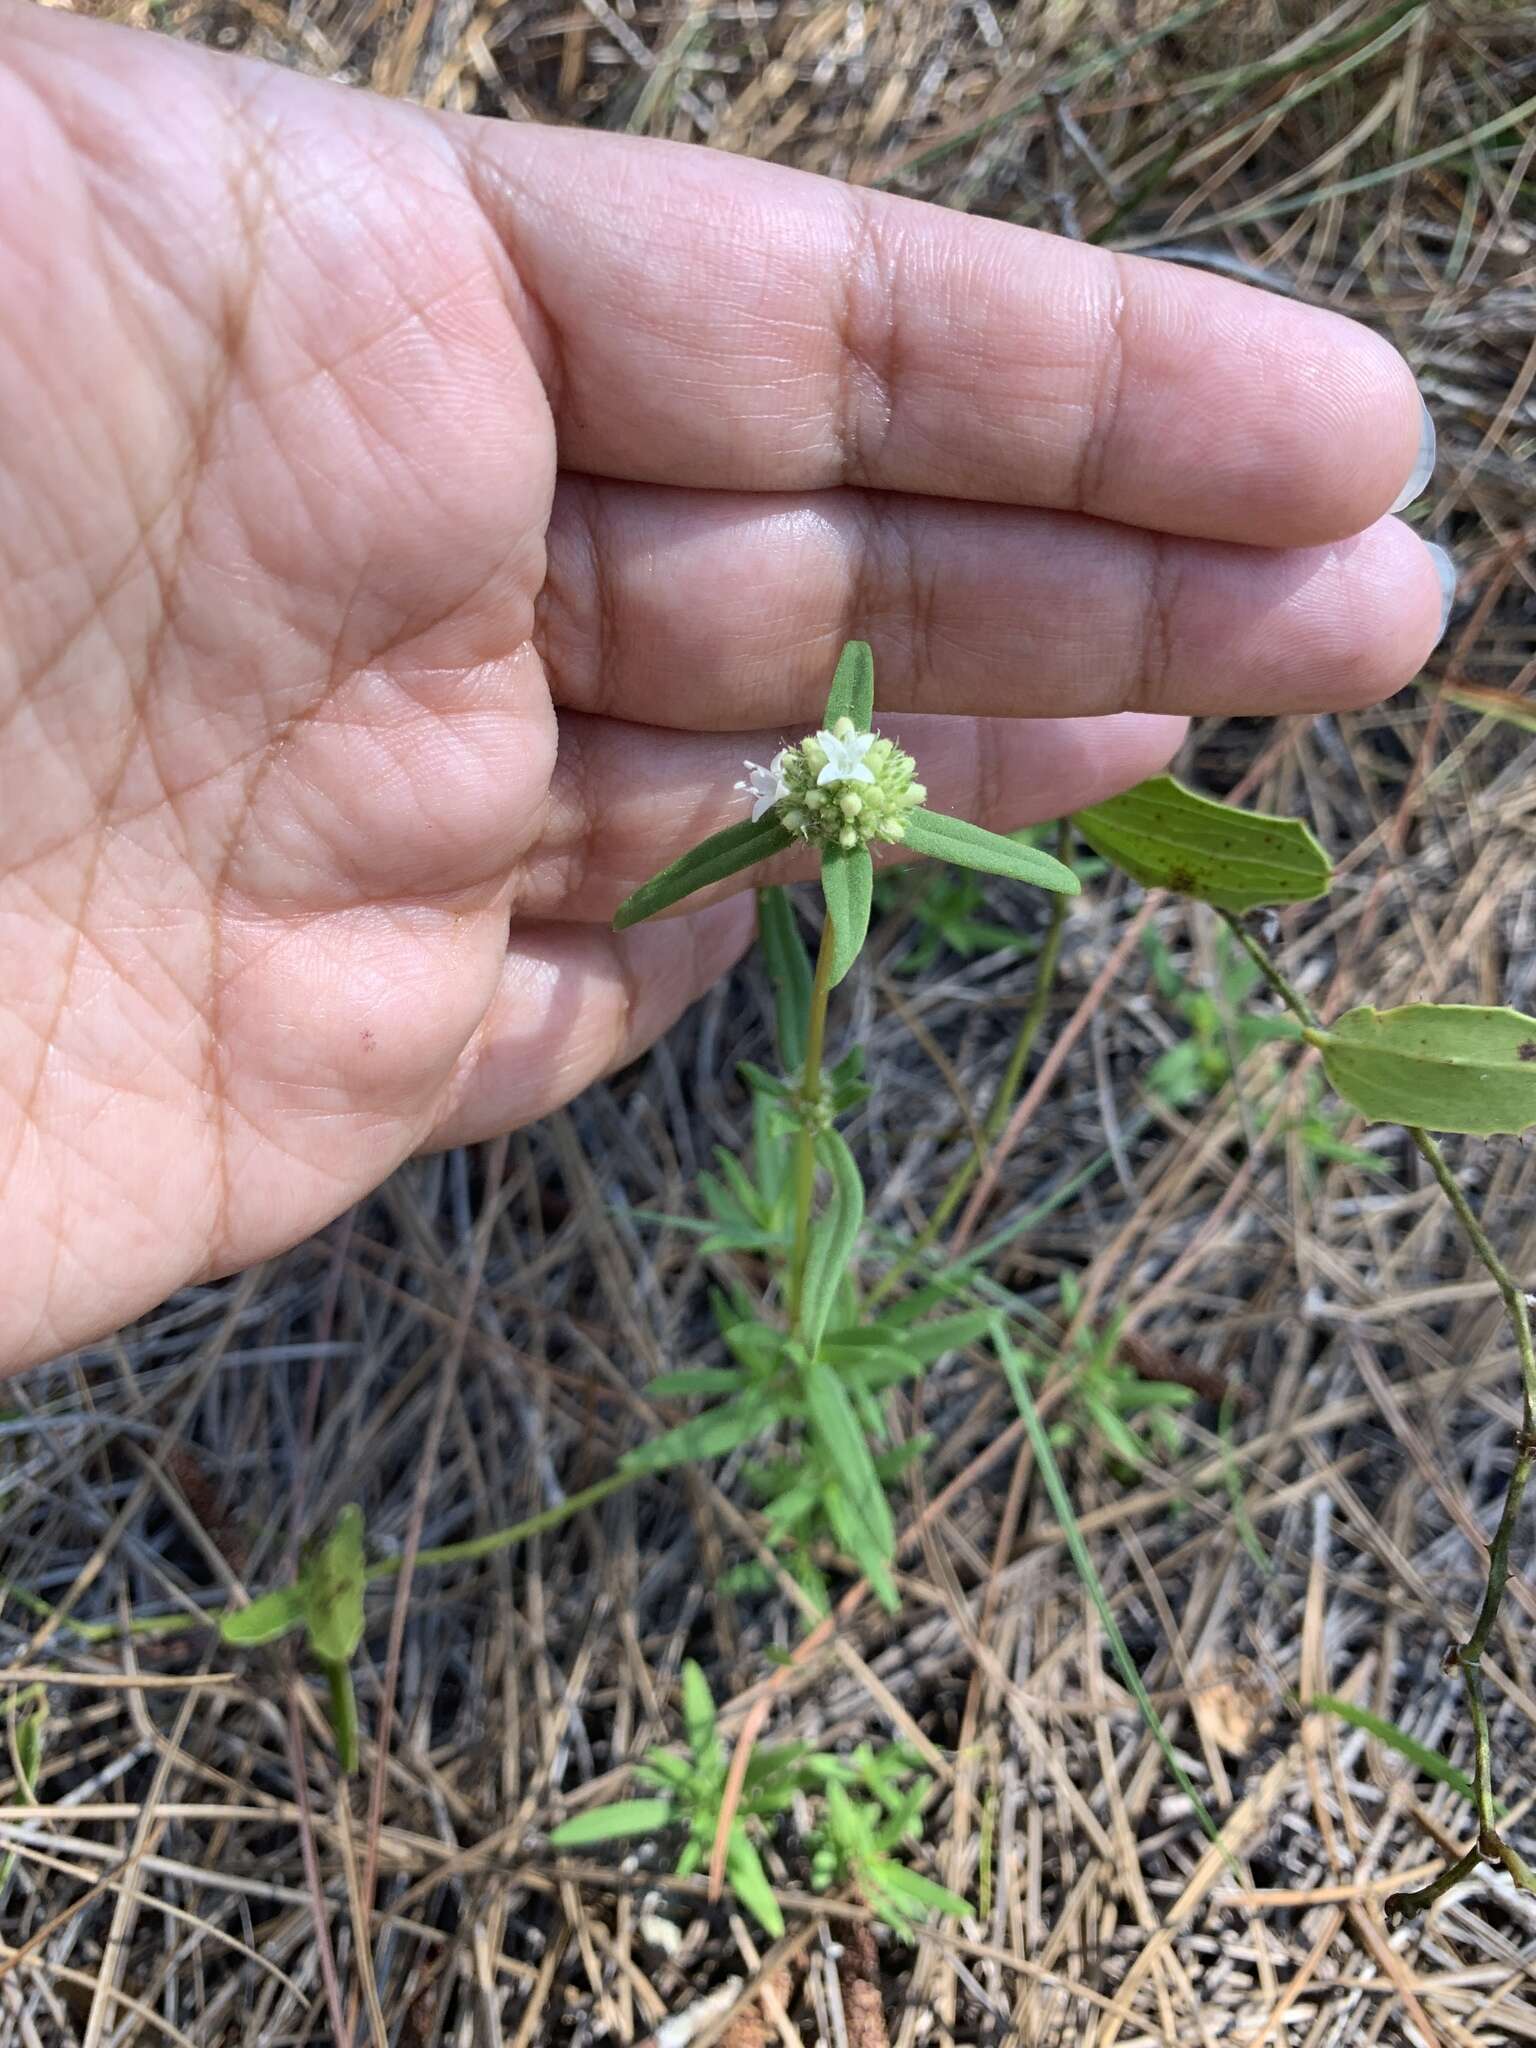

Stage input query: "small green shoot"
[{"left": 807, "top": 1764, "right": 970, "bottom": 1941}]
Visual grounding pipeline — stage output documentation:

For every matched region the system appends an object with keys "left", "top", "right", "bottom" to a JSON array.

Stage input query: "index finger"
[{"left": 464, "top": 124, "right": 1425, "bottom": 547}]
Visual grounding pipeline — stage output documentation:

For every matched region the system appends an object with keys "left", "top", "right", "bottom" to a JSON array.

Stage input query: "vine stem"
[
  {"left": 1219, "top": 908, "right": 1536, "bottom": 1912},
  {"left": 789, "top": 916, "right": 837, "bottom": 1319},
  {"left": 368, "top": 1470, "right": 634, "bottom": 1579}
]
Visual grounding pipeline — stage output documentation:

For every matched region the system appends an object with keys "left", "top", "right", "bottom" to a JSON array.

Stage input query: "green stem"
[
  {"left": 868, "top": 832, "right": 1071, "bottom": 1313},
  {"left": 12, "top": 1474, "right": 641, "bottom": 1648},
  {"left": 322, "top": 1657, "right": 358, "bottom": 1774},
  {"left": 986, "top": 820, "right": 1074, "bottom": 1142},
  {"left": 367, "top": 1471, "right": 634, "bottom": 1579},
  {"left": 1218, "top": 910, "right": 1320, "bottom": 1031},
  {"left": 1387, "top": 1842, "right": 1482, "bottom": 1921},
  {"left": 789, "top": 918, "right": 837, "bottom": 1318},
  {"left": 1225, "top": 909, "right": 1536, "bottom": 1911}
]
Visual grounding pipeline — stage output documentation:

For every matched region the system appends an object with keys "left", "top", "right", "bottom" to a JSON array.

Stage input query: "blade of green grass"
[
  {"left": 993, "top": 1325, "right": 1230, "bottom": 1861},
  {"left": 1309, "top": 1695, "right": 1484, "bottom": 1810}
]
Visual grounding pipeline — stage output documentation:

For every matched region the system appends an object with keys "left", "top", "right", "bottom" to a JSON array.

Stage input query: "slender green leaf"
[
  {"left": 622, "top": 1394, "right": 780, "bottom": 1474},
  {"left": 838, "top": 1349, "right": 930, "bottom": 1394},
  {"left": 994, "top": 1328, "right": 1229, "bottom": 1858},
  {"left": 1073, "top": 774, "right": 1330, "bottom": 912},
  {"left": 14, "top": 1707, "right": 42, "bottom": 1797},
  {"left": 614, "top": 817, "right": 793, "bottom": 931},
  {"left": 804, "top": 1361, "right": 892, "bottom": 1551},
  {"left": 757, "top": 887, "right": 813, "bottom": 1071},
  {"left": 220, "top": 1585, "right": 306, "bottom": 1647},
  {"left": 725, "top": 1824, "right": 786, "bottom": 1937},
  {"left": 1315, "top": 1004, "right": 1536, "bottom": 1136},
  {"left": 902, "top": 811, "right": 1080, "bottom": 894},
  {"left": 680, "top": 1660, "right": 716, "bottom": 1755},
  {"left": 850, "top": 1310, "right": 995, "bottom": 1365},
  {"left": 822, "top": 1481, "right": 899, "bottom": 1613},
  {"left": 762, "top": 1478, "right": 820, "bottom": 1531},
  {"left": 820, "top": 843, "right": 874, "bottom": 987},
  {"left": 301, "top": 1505, "right": 366, "bottom": 1665},
  {"left": 799, "top": 1131, "right": 865, "bottom": 1352},
  {"left": 713, "top": 1147, "right": 766, "bottom": 1220},
  {"left": 873, "top": 1861, "right": 971, "bottom": 1919},
  {"left": 1309, "top": 1695, "right": 1482, "bottom": 1808},
  {"left": 823, "top": 639, "right": 875, "bottom": 732},
  {"left": 646, "top": 1369, "right": 745, "bottom": 1399},
  {"left": 1087, "top": 1400, "right": 1152, "bottom": 1471},
  {"left": 550, "top": 1798, "right": 674, "bottom": 1847},
  {"left": 635, "top": 1753, "right": 691, "bottom": 1788}
]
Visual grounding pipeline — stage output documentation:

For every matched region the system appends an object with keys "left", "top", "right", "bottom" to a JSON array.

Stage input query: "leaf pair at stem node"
[{"left": 613, "top": 640, "right": 1080, "bottom": 986}]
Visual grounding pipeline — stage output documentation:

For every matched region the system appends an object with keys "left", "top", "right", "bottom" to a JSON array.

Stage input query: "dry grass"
[{"left": 6, "top": 0, "right": 1536, "bottom": 2040}]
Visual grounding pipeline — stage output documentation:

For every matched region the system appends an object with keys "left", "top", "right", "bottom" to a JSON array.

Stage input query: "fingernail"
[
  {"left": 1389, "top": 394, "right": 1436, "bottom": 514},
  {"left": 1425, "top": 541, "right": 1457, "bottom": 639}
]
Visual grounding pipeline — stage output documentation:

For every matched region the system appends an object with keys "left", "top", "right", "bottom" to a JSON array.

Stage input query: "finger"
[
  {"left": 463, "top": 123, "right": 1423, "bottom": 545},
  {"left": 513, "top": 709, "right": 1185, "bottom": 923},
  {"left": 426, "top": 899, "right": 754, "bottom": 1148},
  {"left": 539, "top": 481, "right": 1448, "bottom": 729}
]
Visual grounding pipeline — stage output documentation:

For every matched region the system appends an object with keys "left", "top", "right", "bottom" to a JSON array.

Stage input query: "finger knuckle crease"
[
  {"left": 1074, "top": 253, "right": 1132, "bottom": 517},
  {"left": 833, "top": 198, "right": 902, "bottom": 488}
]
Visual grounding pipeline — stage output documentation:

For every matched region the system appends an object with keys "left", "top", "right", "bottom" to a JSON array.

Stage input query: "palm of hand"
[{"left": 4, "top": 49, "right": 586, "bottom": 1358}]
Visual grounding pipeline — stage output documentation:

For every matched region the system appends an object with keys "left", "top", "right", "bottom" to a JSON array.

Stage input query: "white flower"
[
  {"left": 813, "top": 727, "right": 876, "bottom": 786},
  {"left": 735, "top": 750, "right": 789, "bottom": 821}
]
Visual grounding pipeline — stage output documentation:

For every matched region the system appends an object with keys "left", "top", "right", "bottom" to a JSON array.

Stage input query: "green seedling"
[{"left": 221, "top": 1503, "right": 365, "bottom": 1772}]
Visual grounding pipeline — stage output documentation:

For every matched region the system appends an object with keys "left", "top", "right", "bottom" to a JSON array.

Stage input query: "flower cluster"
[{"left": 736, "top": 719, "right": 926, "bottom": 851}]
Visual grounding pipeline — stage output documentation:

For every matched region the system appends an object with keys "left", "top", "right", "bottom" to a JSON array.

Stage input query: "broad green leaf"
[
  {"left": 757, "top": 887, "right": 812, "bottom": 1071},
  {"left": 822, "top": 639, "right": 875, "bottom": 732},
  {"left": 1073, "top": 774, "right": 1330, "bottom": 912},
  {"left": 622, "top": 1394, "right": 780, "bottom": 1474},
  {"left": 995, "top": 1327, "right": 1228, "bottom": 1858},
  {"left": 820, "top": 843, "right": 874, "bottom": 987},
  {"left": 1314, "top": 1004, "right": 1536, "bottom": 1137},
  {"left": 614, "top": 817, "right": 793, "bottom": 931},
  {"left": 799, "top": 1131, "right": 865, "bottom": 1352},
  {"left": 902, "top": 811, "right": 1080, "bottom": 894},
  {"left": 549, "top": 1798, "right": 674, "bottom": 1847},
  {"left": 302, "top": 1504, "right": 366, "bottom": 1665},
  {"left": 219, "top": 1584, "right": 306, "bottom": 1647},
  {"left": 725, "top": 1824, "right": 786, "bottom": 1937},
  {"left": 1309, "top": 1695, "right": 1482, "bottom": 1809},
  {"left": 680, "top": 1660, "right": 716, "bottom": 1755}
]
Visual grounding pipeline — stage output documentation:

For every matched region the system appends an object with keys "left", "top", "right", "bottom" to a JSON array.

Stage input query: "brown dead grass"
[{"left": 4, "top": 0, "right": 1536, "bottom": 2041}]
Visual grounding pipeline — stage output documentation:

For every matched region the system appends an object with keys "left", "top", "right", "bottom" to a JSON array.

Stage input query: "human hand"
[{"left": 0, "top": 4, "right": 1447, "bottom": 1369}]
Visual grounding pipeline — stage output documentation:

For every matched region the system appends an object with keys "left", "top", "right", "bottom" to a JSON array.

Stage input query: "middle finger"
[{"left": 537, "top": 477, "right": 1447, "bottom": 730}]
